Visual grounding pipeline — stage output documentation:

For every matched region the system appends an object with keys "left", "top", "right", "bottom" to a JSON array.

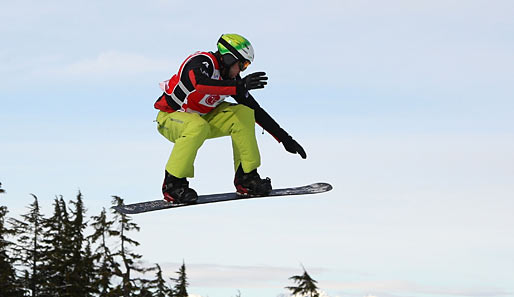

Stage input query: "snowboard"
[{"left": 112, "top": 182, "right": 332, "bottom": 215}]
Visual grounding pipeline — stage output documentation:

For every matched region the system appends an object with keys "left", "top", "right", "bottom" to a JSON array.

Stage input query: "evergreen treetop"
[
  {"left": 0, "top": 199, "right": 24, "bottom": 296},
  {"left": 9, "top": 194, "right": 45, "bottom": 297},
  {"left": 171, "top": 261, "right": 189, "bottom": 297},
  {"left": 111, "top": 196, "right": 146, "bottom": 297},
  {"left": 286, "top": 266, "right": 320, "bottom": 297}
]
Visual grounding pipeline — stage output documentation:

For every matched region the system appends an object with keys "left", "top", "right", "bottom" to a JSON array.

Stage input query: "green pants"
[{"left": 156, "top": 102, "right": 261, "bottom": 178}]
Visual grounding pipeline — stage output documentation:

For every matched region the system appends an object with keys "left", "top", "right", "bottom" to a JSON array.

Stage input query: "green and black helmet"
[{"left": 217, "top": 34, "right": 254, "bottom": 71}]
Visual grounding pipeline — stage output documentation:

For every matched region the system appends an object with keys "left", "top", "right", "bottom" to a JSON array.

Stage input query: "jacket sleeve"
[
  {"left": 232, "top": 91, "right": 289, "bottom": 143},
  {"left": 182, "top": 55, "right": 240, "bottom": 95}
]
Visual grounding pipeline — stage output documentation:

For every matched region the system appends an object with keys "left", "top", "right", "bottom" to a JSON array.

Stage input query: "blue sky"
[{"left": 1, "top": 1, "right": 514, "bottom": 297}]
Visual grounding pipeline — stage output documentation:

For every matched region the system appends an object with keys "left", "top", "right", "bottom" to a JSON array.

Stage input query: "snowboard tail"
[{"left": 112, "top": 182, "right": 332, "bottom": 215}]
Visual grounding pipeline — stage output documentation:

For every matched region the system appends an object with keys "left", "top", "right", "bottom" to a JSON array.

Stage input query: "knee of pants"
[
  {"left": 186, "top": 117, "right": 211, "bottom": 139},
  {"left": 232, "top": 104, "right": 256, "bottom": 125}
]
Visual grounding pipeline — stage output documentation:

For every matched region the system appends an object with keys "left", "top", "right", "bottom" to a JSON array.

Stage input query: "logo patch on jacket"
[{"left": 205, "top": 95, "right": 221, "bottom": 106}]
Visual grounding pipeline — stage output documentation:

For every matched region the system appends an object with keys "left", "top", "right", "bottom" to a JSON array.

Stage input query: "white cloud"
[
  {"left": 49, "top": 51, "right": 177, "bottom": 78},
  {"left": 1, "top": 50, "right": 180, "bottom": 87},
  {"left": 321, "top": 280, "right": 513, "bottom": 297},
  {"left": 155, "top": 262, "right": 328, "bottom": 289},
  {"left": 322, "top": 280, "right": 416, "bottom": 292}
]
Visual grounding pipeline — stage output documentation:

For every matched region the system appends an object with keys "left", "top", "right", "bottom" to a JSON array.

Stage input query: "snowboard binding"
[
  {"left": 162, "top": 171, "right": 198, "bottom": 204},
  {"left": 234, "top": 166, "right": 272, "bottom": 197}
]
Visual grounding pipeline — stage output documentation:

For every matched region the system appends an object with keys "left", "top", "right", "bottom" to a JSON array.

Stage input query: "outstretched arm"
[{"left": 233, "top": 91, "right": 307, "bottom": 159}]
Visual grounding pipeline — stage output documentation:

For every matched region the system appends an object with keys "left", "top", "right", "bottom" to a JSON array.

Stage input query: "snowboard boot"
[
  {"left": 162, "top": 171, "right": 198, "bottom": 204},
  {"left": 234, "top": 165, "right": 272, "bottom": 197}
]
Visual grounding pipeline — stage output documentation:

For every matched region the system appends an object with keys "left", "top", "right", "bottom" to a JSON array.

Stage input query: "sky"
[{"left": 1, "top": 0, "right": 514, "bottom": 297}]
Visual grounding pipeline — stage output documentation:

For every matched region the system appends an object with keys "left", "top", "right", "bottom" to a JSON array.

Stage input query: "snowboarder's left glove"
[
  {"left": 237, "top": 72, "right": 268, "bottom": 94},
  {"left": 282, "top": 135, "right": 307, "bottom": 159}
]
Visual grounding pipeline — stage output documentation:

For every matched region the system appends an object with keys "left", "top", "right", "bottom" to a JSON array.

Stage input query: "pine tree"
[
  {"left": 148, "top": 264, "right": 172, "bottom": 297},
  {"left": 66, "top": 192, "right": 96, "bottom": 297},
  {"left": 9, "top": 194, "right": 45, "bottom": 297},
  {"left": 134, "top": 284, "right": 154, "bottom": 297},
  {"left": 82, "top": 242, "right": 99, "bottom": 296},
  {"left": 111, "top": 196, "right": 147, "bottom": 297},
  {"left": 0, "top": 201, "right": 24, "bottom": 296},
  {"left": 286, "top": 267, "right": 320, "bottom": 297},
  {"left": 89, "top": 207, "right": 119, "bottom": 297},
  {"left": 39, "top": 197, "right": 73, "bottom": 297},
  {"left": 171, "top": 261, "right": 189, "bottom": 297}
]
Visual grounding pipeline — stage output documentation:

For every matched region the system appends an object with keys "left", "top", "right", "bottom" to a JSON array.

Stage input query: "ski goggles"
[
  {"left": 222, "top": 53, "right": 251, "bottom": 71},
  {"left": 239, "top": 59, "right": 251, "bottom": 71}
]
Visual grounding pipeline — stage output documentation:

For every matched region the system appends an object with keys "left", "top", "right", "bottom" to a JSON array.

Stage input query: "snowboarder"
[{"left": 154, "top": 34, "right": 306, "bottom": 204}]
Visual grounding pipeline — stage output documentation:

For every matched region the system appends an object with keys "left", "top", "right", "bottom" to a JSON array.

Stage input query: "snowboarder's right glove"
[
  {"left": 237, "top": 72, "right": 268, "bottom": 93},
  {"left": 282, "top": 135, "right": 307, "bottom": 159}
]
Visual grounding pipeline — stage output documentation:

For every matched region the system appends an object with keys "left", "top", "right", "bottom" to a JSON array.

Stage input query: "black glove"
[
  {"left": 238, "top": 72, "right": 268, "bottom": 92},
  {"left": 282, "top": 135, "right": 307, "bottom": 159}
]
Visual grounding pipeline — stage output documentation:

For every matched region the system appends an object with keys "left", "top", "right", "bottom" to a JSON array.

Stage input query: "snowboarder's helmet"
[{"left": 217, "top": 34, "right": 254, "bottom": 71}]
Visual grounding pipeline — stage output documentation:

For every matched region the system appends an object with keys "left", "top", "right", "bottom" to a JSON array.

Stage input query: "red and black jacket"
[{"left": 154, "top": 51, "right": 291, "bottom": 143}]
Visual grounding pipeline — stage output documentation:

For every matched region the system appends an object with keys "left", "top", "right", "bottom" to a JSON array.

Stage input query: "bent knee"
[
  {"left": 232, "top": 104, "right": 255, "bottom": 123},
  {"left": 233, "top": 104, "right": 254, "bottom": 114},
  {"left": 187, "top": 116, "right": 210, "bottom": 137}
]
